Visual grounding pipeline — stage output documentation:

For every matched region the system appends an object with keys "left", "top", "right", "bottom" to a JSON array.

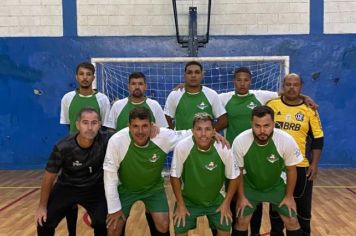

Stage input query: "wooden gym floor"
[{"left": 0, "top": 169, "right": 356, "bottom": 236}]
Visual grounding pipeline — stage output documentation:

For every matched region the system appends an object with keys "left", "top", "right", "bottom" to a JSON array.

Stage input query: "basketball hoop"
[{"left": 172, "top": 0, "right": 212, "bottom": 57}]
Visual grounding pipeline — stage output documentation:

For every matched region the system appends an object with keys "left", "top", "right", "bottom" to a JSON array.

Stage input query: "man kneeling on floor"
[
  {"left": 170, "top": 112, "right": 239, "bottom": 236},
  {"left": 232, "top": 106, "right": 303, "bottom": 236}
]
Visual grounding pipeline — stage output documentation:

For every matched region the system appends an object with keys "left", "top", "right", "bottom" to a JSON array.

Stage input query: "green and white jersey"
[
  {"left": 219, "top": 90, "right": 278, "bottom": 144},
  {"left": 164, "top": 86, "right": 226, "bottom": 130},
  {"left": 60, "top": 90, "right": 111, "bottom": 134},
  {"left": 103, "top": 127, "right": 191, "bottom": 213},
  {"left": 232, "top": 128, "right": 302, "bottom": 192},
  {"left": 106, "top": 97, "right": 168, "bottom": 131},
  {"left": 171, "top": 136, "right": 239, "bottom": 207}
]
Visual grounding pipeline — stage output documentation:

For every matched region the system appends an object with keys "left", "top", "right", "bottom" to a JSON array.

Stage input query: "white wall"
[
  {"left": 2, "top": 0, "right": 356, "bottom": 37},
  {"left": 0, "top": 0, "right": 62, "bottom": 37},
  {"left": 77, "top": 0, "right": 310, "bottom": 36},
  {"left": 324, "top": 0, "right": 356, "bottom": 33}
]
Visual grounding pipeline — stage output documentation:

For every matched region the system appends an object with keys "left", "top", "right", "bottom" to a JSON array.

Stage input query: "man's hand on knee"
[{"left": 106, "top": 210, "right": 126, "bottom": 233}]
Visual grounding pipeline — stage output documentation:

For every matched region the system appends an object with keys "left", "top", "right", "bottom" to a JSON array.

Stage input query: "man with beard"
[
  {"left": 232, "top": 106, "right": 303, "bottom": 236},
  {"left": 105, "top": 71, "right": 168, "bottom": 235},
  {"left": 164, "top": 61, "right": 227, "bottom": 131},
  {"left": 60, "top": 62, "right": 111, "bottom": 134},
  {"left": 59, "top": 62, "right": 111, "bottom": 235},
  {"left": 103, "top": 107, "right": 193, "bottom": 236},
  {"left": 266, "top": 74, "right": 324, "bottom": 236},
  {"left": 106, "top": 71, "right": 168, "bottom": 131},
  {"left": 219, "top": 68, "right": 317, "bottom": 236},
  {"left": 36, "top": 108, "right": 110, "bottom": 236}
]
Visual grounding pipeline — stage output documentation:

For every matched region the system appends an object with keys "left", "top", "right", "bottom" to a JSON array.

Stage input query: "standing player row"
[{"left": 53, "top": 61, "right": 323, "bottom": 236}]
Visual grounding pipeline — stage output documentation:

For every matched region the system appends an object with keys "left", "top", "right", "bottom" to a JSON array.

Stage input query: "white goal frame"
[{"left": 91, "top": 56, "right": 290, "bottom": 92}]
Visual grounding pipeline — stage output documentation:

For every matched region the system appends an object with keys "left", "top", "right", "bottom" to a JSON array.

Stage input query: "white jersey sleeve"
[
  {"left": 218, "top": 91, "right": 235, "bottom": 108},
  {"left": 105, "top": 98, "right": 128, "bottom": 129},
  {"left": 96, "top": 92, "right": 111, "bottom": 128},
  {"left": 103, "top": 128, "right": 131, "bottom": 213},
  {"left": 232, "top": 129, "right": 255, "bottom": 168},
  {"left": 202, "top": 86, "right": 226, "bottom": 118},
  {"left": 164, "top": 89, "right": 184, "bottom": 118},
  {"left": 151, "top": 128, "right": 193, "bottom": 153},
  {"left": 215, "top": 142, "right": 240, "bottom": 179},
  {"left": 60, "top": 91, "right": 76, "bottom": 124},
  {"left": 170, "top": 136, "right": 194, "bottom": 178},
  {"left": 147, "top": 98, "right": 169, "bottom": 128},
  {"left": 272, "top": 129, "right": 303, "bottom": 166},
  {"left": 250, "top": 90, "right": 279, "bottom": 105},
  {"left": 104, "top": 171, "right": 121, "bottom": 213}
]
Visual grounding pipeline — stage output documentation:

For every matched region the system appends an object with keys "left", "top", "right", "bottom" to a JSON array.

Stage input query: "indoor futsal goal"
[{"left": 91, "top": 56, "right": 290, "bottom": 169}]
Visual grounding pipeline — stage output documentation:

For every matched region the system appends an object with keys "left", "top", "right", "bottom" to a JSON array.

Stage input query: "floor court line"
[
  {"left": 346, "top": 188, "right": 356, "bottom": 195},
  {"left": 313, "top": 185, "right": 356, "bottom": 188},
  {"left": 0, "top": 188, "right": 39, "bottom": 212},
  {"left": 0, "top": 186, "right": 40, "bottom": 189}
]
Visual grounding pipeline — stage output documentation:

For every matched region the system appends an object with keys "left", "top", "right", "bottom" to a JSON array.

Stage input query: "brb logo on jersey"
[
  {"left": 149, "top": 154, "right": 160, "bottom": 163},
  {"left": 275, "top": 121, "right": 301, "bottom": 131},
  {"left": 197, "top": 101, "right": 208, "bottom": 110},
  {"left": 205, "top": 161, "right": 217, "bottom": 171}
]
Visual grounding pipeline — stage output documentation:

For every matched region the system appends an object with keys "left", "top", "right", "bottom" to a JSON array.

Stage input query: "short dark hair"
[
  {"left": 192, "top": 112, "right": 214, "bottom": 128},
  {"left": 76, "top": 107, "right": 101, "bottom": 121},
  {"left": 129, "top": 107, "right": 152, "bottom": 123},
  {"left": 76, "top": 62, "right": 95, "bottom": 75},
  {"left": 184, "top": 61, "right": 203, "bottom": 72},
  {"left": 234, "top": 67, "right": 252, "bottom": 78},
  {"left": 251, "top": 105, "right": 274, "bottom": 121},
  {"left": 129, "top": 72, "right": 146, "bottom": 83}
]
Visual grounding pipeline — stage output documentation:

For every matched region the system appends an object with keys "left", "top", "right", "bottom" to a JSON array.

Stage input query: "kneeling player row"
[{"left": 36, "top": 106, "right": 306, "bottom": 236}]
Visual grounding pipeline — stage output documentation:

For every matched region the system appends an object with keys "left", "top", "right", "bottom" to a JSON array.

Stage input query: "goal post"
[{"left": 91, "top": 56, "right": 289, "bottom": 105}]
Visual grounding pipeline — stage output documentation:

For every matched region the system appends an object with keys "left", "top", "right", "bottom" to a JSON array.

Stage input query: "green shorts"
[
  {"left": 119, "top": 189, "right": 169, "bottom": 217},
  {"left": 174, "top": 203, "right": 231, "bottom": 234},
  {"left": 239, "top": 183, "right": 297, "bottom": 218}
]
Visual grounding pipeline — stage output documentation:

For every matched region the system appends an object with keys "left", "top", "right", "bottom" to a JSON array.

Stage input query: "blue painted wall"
[{"left": 0, "top": 35, "right": 355, "bottom": 169}]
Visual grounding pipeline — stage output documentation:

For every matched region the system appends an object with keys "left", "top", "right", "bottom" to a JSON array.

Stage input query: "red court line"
[
  {"left": 83, "top": 212, "right": 92, "bottom": 227},
  {"left": 0, "top": 188, "right": 39, "bottom": 212},
  {"left": 346, "top": 188, "right": 356, "bottom": 195}
]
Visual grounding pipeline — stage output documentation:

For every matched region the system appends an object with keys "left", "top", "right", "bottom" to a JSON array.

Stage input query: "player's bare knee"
[
  {"left": 284, "top": 217, "right": 300, "bottom": 230},
  {"left": 107, "top": 222, "right": 125, "bottom": 236},
  {"left": 107, "top": 227, "right": 120, "bottom": 236},
  {"left": 155, "top": 220, "right": 169, "bottom": 233},
  {"left": 152, "top": 213, "right": 169, "bottom": 232},
  {"left": 235, "top": 216, "right": 250, "bottom": 230}
]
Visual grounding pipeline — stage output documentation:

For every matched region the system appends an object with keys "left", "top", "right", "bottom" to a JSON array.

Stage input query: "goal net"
[{"left": 91, "top": 56, "right": 289, "bottom": 169}]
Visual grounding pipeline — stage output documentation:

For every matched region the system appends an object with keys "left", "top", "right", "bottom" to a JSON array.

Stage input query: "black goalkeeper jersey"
[{"left": 46, "top": 130, "right": 113, "bottom": 187}]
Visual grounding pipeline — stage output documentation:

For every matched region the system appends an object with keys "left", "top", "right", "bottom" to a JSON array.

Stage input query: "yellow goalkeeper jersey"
[{"left": 267, "top": 98, "right": 324, "bottom": 167}]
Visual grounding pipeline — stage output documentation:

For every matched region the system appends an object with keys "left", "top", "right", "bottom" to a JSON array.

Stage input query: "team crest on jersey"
[
  {"left": 197, "top": 101, "right": 208, "bottom": 110},
  {"left": 149, "top": 154, "right": 160, "bottom": 163},
  {"left": 295, "top": 112, "right": 304, "bottom": 121},
  {"left": 205, "top": 161, "right": 217, "bottom": 171},
  {"left": 267, "top": 154, "right": 279, "bottom": 163},
  {"left": 72, "top": 160, "right": 82, "bottom": 167},
  {"left": 285, "top": 114, "right": 292, "bottom": 121},
  {"left": 247, "top": 102, "right": 257, "bottom": 109}
]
